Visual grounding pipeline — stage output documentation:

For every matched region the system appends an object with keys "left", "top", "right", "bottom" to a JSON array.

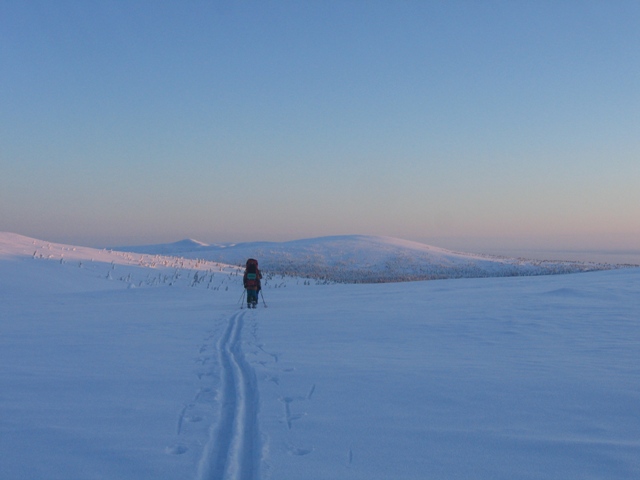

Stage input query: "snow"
[
  {"left": 117, "top": 234, "right": 625, "bottom": 283},
  {"left": 1, "top": 232, "right": 639, "bottom": 479}
]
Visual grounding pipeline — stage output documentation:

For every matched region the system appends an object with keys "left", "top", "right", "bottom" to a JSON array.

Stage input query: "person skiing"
[{"left": 243, "top": 258, "right": 262, "bottom": 308}]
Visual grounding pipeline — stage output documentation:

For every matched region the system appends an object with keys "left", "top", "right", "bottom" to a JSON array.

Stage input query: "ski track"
[{"left": 197, "top": 311, "right": 261, "bottom": 480}]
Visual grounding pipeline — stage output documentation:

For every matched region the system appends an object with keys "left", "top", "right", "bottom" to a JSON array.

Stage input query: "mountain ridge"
[
  {"left": 113, "top": 234, "right": 622, "bottom": 283},
  {"left": 1, "top": 232, "right": 625, "bottom": 284}
]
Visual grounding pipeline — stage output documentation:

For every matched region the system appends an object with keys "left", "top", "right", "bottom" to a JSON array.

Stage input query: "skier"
[{"left": 243, "top": 258, "right": 262, "bottom": 308}]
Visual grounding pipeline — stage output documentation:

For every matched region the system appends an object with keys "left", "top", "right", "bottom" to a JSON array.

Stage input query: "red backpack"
[
  {"left": 246, "top": 258, "right": 258, "bottom": 270},
  {"left": 244, "top": 259, "right": 260, "bottom": 288}
]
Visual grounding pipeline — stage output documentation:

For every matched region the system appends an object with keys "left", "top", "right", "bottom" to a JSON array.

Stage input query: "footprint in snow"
[
  {"left": 165, "top": 444, "right": 188, "bottom": 455},
  {"left": 287, "top": 445, "right": 313, "bottom": 456}
]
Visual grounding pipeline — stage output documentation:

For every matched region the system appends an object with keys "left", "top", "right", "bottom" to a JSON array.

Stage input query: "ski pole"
[
  {"left": 260, "top": 289, "right": 268, "bottom": 308},
  {"left": 238, "top": 289, "right": 246, "bottom": 308}
]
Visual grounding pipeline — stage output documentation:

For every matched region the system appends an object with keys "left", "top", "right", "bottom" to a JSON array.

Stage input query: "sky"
[{"left": 1, "top": 0, "right": 639, "bottom": 253}]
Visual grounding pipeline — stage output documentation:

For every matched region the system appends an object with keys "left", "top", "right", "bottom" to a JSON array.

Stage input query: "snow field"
[{"left": 1, "top": 233, "right": 639, "bottom": 479}]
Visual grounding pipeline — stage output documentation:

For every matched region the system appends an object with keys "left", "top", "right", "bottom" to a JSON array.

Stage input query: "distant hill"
[
  {"left": 115, "top": 234, "right": 620, "bottom": 283},
  {"left": 114, "top": 238, "right": 215, "bottom": 255}
]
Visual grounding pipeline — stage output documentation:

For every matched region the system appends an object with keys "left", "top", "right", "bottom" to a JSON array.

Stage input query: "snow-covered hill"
[
  {"left": 117, "top": 234, "right": 621, "bottom": 283},
  {"left": 0, "top": 232, "right": 242, "bottom": 292}
]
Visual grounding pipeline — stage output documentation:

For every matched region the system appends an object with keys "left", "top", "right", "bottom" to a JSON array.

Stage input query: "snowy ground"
[{"left": 1, "top": 233, "right": 639, "bottom": 479}]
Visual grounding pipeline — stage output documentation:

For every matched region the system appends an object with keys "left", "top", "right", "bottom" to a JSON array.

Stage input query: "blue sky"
[{"left": 1, "top": 1, "right": 639, "bottom": 252}]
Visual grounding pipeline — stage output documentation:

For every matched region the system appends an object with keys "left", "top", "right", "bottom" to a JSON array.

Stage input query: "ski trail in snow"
[{"left": 197, "top": 311, "right": 261, "bottom": 480}]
